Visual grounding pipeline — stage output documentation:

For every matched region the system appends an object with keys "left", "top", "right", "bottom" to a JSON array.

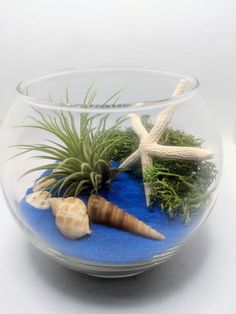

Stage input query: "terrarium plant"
[{"left": 12, "top": 88, "right": 128, "bottom": 196}]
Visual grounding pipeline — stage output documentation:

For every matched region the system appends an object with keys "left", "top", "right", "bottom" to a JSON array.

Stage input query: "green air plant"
[{"left": 12, "top": 88, "right": 128, "bottom": 197}]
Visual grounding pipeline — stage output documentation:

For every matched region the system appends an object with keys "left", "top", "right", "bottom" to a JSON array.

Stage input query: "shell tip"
[
  {"left": 153, "top": 231, "right": 166, "bottom": 241},
  {"left": 159, "top": 234, "right": 166, "bottom": 241}
]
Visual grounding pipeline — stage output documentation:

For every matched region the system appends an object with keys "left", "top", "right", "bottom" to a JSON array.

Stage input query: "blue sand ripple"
[{"left": 20, "top": 171, "right": 201, "bottom": 264}]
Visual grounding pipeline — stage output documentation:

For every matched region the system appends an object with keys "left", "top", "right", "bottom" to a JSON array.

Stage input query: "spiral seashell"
[
  {"left": 33, "top": 178, "right": 57, "bottom": 192},
  {"left": 49, "top": 197, "right": 64, "bottom": 216},
  {"left": 55, "top": 197, "right": 91, "bottom": 239},
  {"left": 26, "top": 191, "right": 52, "bottom": 209},
  {"left": 88, "top": 195, "right": 165, "bottom": 240}
]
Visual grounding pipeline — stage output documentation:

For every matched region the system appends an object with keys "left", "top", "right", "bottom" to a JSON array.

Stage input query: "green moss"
[
  {"left": 145, "top": 127, "right": 216, "bottom": 223},
  {"left": 110, "top": 115, "right": 152, "bottom": 161},
  {"left": 159, "top": 128, "right": 203, "bottom": 147},
  {"left": 144, "top": 159, "right": 217, "bottom": 223},
  {"left": 147, "top": 128, "right": 217, "bottom": 223},
  {"left": 109, "top": 128, "right": 139, "bottom": 161}
]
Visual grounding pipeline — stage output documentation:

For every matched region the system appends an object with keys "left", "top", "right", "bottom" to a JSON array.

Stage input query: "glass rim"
[{"left": 16, "top": 66, "right": 200, "bottom": 113}]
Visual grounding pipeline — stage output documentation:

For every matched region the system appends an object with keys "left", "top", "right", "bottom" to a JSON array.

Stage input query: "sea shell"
[
  {"left": 88, "top": 195, "right": 165, "bottom": 240},
  {"left": 49, "top": 197, "right": 64, "bottom": 216},
  {"left": 33, "top": 178, "right": 57, "bottom": 192},
  {"left": 26, "top": 191, "right": 52, "bottom": 209},
  {"left": 55, "top": 197, "right": 91, "bottom": 239}
]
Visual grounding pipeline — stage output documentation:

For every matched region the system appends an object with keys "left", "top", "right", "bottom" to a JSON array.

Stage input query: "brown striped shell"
[
  {"left": 55, "top": 197, "right": 91, "bottom": 239},
  {"left": 88, "top": 195, "right": 165, "bottom": 240}
]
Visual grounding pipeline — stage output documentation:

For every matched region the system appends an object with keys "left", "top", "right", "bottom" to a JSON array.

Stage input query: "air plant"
[{"left": 12, "top": 87, "right": 127, "bottom": 196}]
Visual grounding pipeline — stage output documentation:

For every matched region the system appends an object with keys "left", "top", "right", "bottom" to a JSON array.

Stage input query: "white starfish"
[{"left": 119, "top": 80, "right": 214, "bottom": 206}]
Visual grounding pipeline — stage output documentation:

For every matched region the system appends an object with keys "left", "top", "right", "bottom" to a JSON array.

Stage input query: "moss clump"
[
  {"left": 109, "top": 115, "right": 152, "bottom": 162},
  {"left": 146, "top": 129, "right": 216, "bottom": 222},
  {"left": 144, "top": 159, "right": 217, "bottom": 223},
  {"left": 144, "top": 127, "right": 216, "bottom": 223},
  {"left": 109, "top": 128, "right": 139, "bottom": 162},
  {"left": 159, "top": 128, "right": 203, "bottom": 147}
]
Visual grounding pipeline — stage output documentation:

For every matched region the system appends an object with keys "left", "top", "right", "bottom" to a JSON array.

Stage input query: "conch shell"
[
  {"left": 54, "top": 197, "right": 91, "bottom": 239},
  {"left": 49, "top": 197, "right": 64, "bottom": 216},
  {"left": 88, "top": 195, "right": 165, "bottom": 240},
  {"left": 33, "top": 178, "right": 56, "bottom": 192},
  {"left": 26, "top": 191, "right": 52, "bottom": 209}
]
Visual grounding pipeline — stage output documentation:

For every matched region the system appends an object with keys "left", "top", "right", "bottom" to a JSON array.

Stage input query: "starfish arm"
[
  {"left": 147, "top": 80, "right": 187, "bottom": 143},
  {"left": 146, "top": 144, "right": 214, "bottom": 160},
  {"left": 172, "top": 79, "right": 186, "bottom": 97},
  {"left": 119, "top": 150, "right": 140, "bottom": 168},
  {"left": 140, "top": 152, "right": 153, "bottom": 207},
  {"left": 147, "top": 105, "right": 175, "bottom": 143},
  {"left": 140, "top": 151, "right": 153, "bottom": 171},
  {"left": 128, "top": 114, "right": 148, "bottom": 140},
  {"left": 148, "top": 79, "right": 186, "bottom": 143}
]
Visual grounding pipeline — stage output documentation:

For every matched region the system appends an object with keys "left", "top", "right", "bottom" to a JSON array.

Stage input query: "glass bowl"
[{"left": 0, "top": 66, "right": 222, "bottom": 278}]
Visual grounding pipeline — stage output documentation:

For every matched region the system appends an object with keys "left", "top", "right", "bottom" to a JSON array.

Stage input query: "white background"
[{"left": 0, "top": 1, "right": 235, "bottom": 313}]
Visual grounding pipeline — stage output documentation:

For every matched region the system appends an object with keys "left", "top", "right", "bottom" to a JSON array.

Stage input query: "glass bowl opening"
[{"left": 16, "top": 66, "right": 199, "bottom": 112}]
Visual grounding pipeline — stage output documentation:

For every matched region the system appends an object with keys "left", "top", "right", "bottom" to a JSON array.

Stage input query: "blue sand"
[{"left": 20, "top": 171, "right": 201, "bottom": 264}]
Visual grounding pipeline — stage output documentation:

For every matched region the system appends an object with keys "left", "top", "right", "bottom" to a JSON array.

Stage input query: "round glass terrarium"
[{"left": 0, "top": 67, "right": 222, "bottom": 278}]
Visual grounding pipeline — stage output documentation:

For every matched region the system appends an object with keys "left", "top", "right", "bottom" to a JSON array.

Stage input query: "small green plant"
[{"left": 13, "top": 88, "right": 128, "bottom": 196}]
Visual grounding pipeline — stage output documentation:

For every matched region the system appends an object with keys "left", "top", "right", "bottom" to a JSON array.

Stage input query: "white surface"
[
  {"left": 0, "top": 139, "right": 235, "bottom": 314},
  {"left": 0, "top": 0, "right": 235, "bottom": 136},
  {"left": 0, "top": 1, "right": 235, "bottom": 313}
]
